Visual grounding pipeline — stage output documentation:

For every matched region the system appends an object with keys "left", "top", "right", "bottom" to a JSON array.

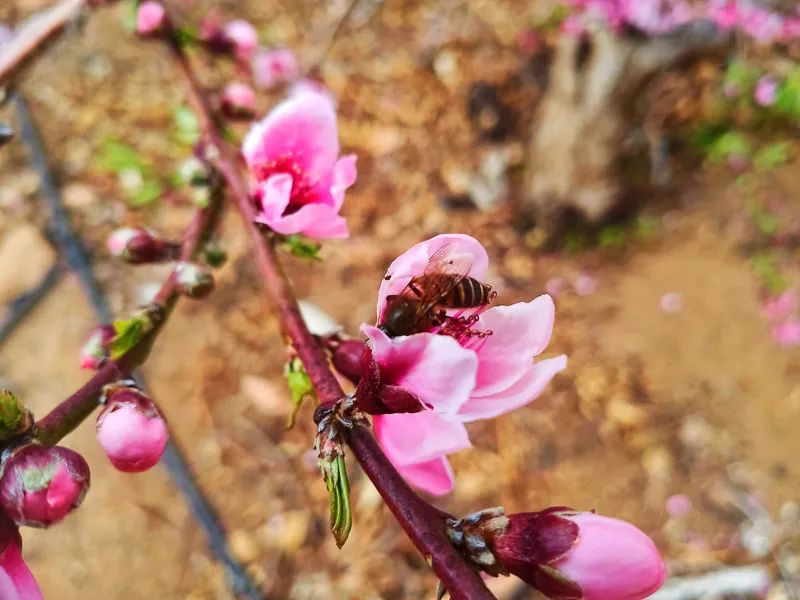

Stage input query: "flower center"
[
  {"left": 255, "top": 152, "right": 315, "bottom": 213},
  {"left": 433, "top": 307, "right": 492, "bottom": 351}
]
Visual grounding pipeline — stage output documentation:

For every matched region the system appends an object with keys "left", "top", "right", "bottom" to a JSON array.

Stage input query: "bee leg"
[{"left": 408, "top": 282, "right": 424, "bottom": 298}]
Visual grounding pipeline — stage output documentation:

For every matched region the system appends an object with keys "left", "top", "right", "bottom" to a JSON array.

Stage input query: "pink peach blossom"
[
  {"left": 96, "top": 390, "right": 169, "bottom": 473},
  {"left": 136, "top": 1, "right": 166, "bottom": 35},
  {"left": 243, "top": 89, "right": 356, "bottom": 239},
  {"left": 553, "top": 512, "right": 666, "bottom": 600},
  {"left": 252, "top": 48, "right": 299, "bottom": 89},
  {"left": 220, "top": 82, "right": 256, "bottom": 117},
  {"left": 660, "top": 292, "right": 683, "bottom": 313},
  {"left": 223, "top": 19, "right": 258, "bottom": 61},
  {"left": 574, "top": 273, "right": 598, "bottom": 296},
  {"left": 772, "top": 317, "right": 800, "bottom": 348},
  {"left": 666, "top": 493, "right": 692, "bottom": 517},
  {"left": 0, "top": 515, "right": 42, "bottom": 600},
  {"left": 754, "top": 75, "right": 778, "bottom": 106},
  {"left": 763, "top": 288, "right": 797, "bottom": 322},
  {"left": 362, "top": 234, "right": 566, "bottom": 494}
]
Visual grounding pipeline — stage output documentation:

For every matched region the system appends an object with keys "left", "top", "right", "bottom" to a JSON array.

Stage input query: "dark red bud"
[
  {"left": 332, "top": 339, "right": 367, "bottom": 385},
  {"left": 107, "top": 227, "right": 180, "bottom": 264}
]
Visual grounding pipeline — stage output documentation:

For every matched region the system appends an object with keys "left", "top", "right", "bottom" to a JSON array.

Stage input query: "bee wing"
[{"left": 423, "top": 243, "right": 474, "bottom": 280}]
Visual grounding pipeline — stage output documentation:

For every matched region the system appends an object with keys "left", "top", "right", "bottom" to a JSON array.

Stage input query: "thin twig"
[
  {"left": 0, "top": 263, "right": 62, "bottom": 346},
  {"left": 0, "top": 0, "right": 88, "bottom": 85},
  {"left": 12, "top": 92, "right": 263, "bottom": 599},
  {"left": 163, "top": 25, "right": 497, "bottom": 600}
]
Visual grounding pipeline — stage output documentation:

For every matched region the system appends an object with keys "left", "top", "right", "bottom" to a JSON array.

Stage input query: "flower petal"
[
  {"left": 0, "top": 543, "right": 43, "bottom": 600},
  {"left": 331, "top": 154, "right": 357, "bottom": 211},
  {"left": 459, "top": 355, "right": 567, "bottom": 422},
  {"left": 373, "top": 411, "right": 471, "bottom": 466},
  {"left": 396, "top": 456, "right": 456, "bottom": 496},
  {"left": 362, "top": 325, "right": 477, "bottom": 414},
  {"left": 242, "top": 90, "right": 339, "bottom": 181},
  {"left": 263, "top": 202, "right": 348, "bottom": 239},
  {"left": 254, "top": 173, "right": 293, "bottom": 222},
  {"left": 376, "top": 234, "right": 490, "bottom": 322},
  {"left": 472, "top": 296, "right": 556, "bottom": 397}
]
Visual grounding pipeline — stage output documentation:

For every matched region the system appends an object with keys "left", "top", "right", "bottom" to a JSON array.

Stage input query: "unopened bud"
[
  {"left": 97, "top": 386, "right": 169, "bottom": 473},
  {"left": 202, "top": 242, "right": 227, "bottom": 268},
  {"left": 107, "top": 227, "right": 180, "bottom": 264},
  {"left": 222, "top": 19, "right": 258, "bottom": 61},
  {"left": 136, "top": 1, "right": 166, "bottom": 35},
  {"left": 0, "top": 391, "right": 33, "bottom": 441},
  {"left": 0, "top": 445, "right": 90, "bottom": 528},
  {"left": 79, "top": 324, "right": 116, "bottom": 370},
  {"left": 176, "top": 157, "right": 211, "bottom": 187},
  {"left": 174, "top": 262, "right": 215, "bottom": 298},
  {"left": 220, "top": 82, "right": 256, "bottom": 119},
  {"left": 332, "top": 340, "right": 367, "bottom": 384},
  {"left": 452, "top": 507, "right": 666, "bottom": 600}
]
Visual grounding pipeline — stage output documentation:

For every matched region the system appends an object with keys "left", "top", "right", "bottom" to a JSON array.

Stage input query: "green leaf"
[
  {"left": 0, "top": 390, "right": 27, "bottom": 439},
  {"left": 284, "top": 358, "right": 316, "bottom": 428},
  {"left": 97, "top": 140, "right": 148, "bottom": 173},
  {"left": 775, "top": 68, "right": 800, "bottom": 119},
  {"left": 321, "top": 454, "right": 353, "bottom": 548},
  {"left": 174, "top": 26, "right": 199, "bottom": 48},
  {"left": 109, "top": 315, "right": 154, "bottom": 361},
  {"left": 173, "top": 106, "right": 200, "bottom": 146},
  {"left": 750, "top": 253, "right": 787, "bottom": 294},
  {"left": 122, "top": 0, "right": 140, "bottom": 33},
  {"left": 746, "top": 201, "right": 780, "bottom": 237},
  {"left": 706, "top": 131, "right": 751, "bottom": 163},
  {"left": 753, "top": 142, "right": 790, "bottom": 171},
  {"left": 282, "top": 235, "right": 322, "bottom": 261},
  {"left": 130, "top": 178, "right": 164, "bottom": 207}
]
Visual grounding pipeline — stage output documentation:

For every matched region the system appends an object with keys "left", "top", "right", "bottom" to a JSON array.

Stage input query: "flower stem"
[
  {"left": 162, "top": 22, "right": 496, "bottom": 600},
  {"left": 34, "top": 186, "right": 223, "bottom": 446}
]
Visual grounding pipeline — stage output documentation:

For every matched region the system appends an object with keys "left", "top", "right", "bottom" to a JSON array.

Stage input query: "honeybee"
[{"left": 379, "top": 245, "right": 495, "bottom": 337}]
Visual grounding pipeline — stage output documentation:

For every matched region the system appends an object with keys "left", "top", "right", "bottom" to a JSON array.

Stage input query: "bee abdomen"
[{"left": 448, "top": 277, "right": 492, "bottom": 307}]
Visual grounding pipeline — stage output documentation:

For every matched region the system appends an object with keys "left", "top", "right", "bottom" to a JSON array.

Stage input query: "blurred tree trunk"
[{"left": 524, "top": 23, "right": 729, "bottom": 232}]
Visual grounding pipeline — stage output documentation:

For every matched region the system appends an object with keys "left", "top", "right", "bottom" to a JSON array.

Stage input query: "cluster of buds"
[{"left": 446, "top": 507, "right": 665, "bottom": 600}]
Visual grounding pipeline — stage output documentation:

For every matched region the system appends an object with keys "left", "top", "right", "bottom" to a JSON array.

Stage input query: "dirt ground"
[{"left": 1, "top": 1, "right": 799, "bottom": 599}]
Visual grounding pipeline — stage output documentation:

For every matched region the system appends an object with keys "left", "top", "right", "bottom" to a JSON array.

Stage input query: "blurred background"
[{"left": 1, "top": 0, "right": 799, "bottom": 598}]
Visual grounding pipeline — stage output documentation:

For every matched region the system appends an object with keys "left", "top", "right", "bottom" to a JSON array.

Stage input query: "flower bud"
[
  {"left": 107, "top": 227, "right": 181, "bottom": 264},
  {"left": 96, "top": 386, "right": 169, "bottom": 473},
  {"left": 202, "top": 242, "right": 227, "bottom": 268},
  {"left": 174, "top": 262, "right": 215, "bottom": 299},
  {"left": 220, "top": 82, "right": 256, "bottom": 119},
  {"left": 332, "top": 339, "right": 366, "bottom": 384},
  {"left": 176, "top": 157, "right": 211, "bottom": 187},
  {"left": 483, "top": 509, "right": 666, "bottom": 600},
  {"left": 136, "top": 1, "right": 166, "bottom": 35},
  {"left": 252, "top": 48, "right": 299, "bottom": 89},
  {"left": 0, "top": 391, "right": 33, "bottom": 442},
  {"left": 222, "top": 19, "right": 258, "bottom": 61},
  {"left": 0, "top": 445, "right": 90, "bottom": 528},
  {"left": 79, "top": 324, "right": 116, "bottom": 370},
  {"left": 0, "top": 512, "right": 43, "bottom": 599}
]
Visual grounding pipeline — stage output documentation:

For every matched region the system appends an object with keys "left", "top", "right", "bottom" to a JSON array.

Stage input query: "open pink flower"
[
  {"left": 243, "top": 89, "right": 356, "bottom": 239},
  {"left": 0, "top": 515, "right": 42, "bottom": 600},
  {"left": 362, "top": 234, "right": 566, "bottom": 494}
]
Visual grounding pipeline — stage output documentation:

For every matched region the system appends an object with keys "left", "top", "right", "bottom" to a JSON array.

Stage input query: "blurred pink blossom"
[
  {"left": 772, "top": 317, "right": 800, "bottom": 348},
  {"left": 243, "top": 88, "right": 356, "bottom": 239},
  {"left": 136, "top": 1, "right": 166, "bottom": 35},
  {"left": 223, "top": 19, "right": 258, "bottom": 61},
  {"left": 363, "top": 235, "right": 566, "bottom": 494},
  {"left": 220, "top": 82, "right": 256, "bottom": 117},
  {"left": 666, "top": 493, "right": 693, "bottom": 517},
  {"left": 660, "top": 292, "right": 683, "bottom": 313},
  {"left": 754, "top": 75, "right": 778, "bottom": 106},
  {"left": 544, "top": 277, "right": 567, "bottom": 297},
  {"left": 574, "top": 273, "right": 598, "bottom": 296},
  {"left": 763, "top": 288, "right": 797, "bottom": 322},
  {"left": 252, "top": 48, "right": 299, "bottom": 89},
  {"left": 0, "top": 514, "right": 42, "bottom": 600}
]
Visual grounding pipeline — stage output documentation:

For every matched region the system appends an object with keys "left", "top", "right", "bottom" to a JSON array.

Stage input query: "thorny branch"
[{"left": 160, "top": 19, "right": 497, "bottom": 600}]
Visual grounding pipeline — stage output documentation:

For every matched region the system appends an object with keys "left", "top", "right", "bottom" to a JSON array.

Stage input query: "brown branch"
[
  {"left": 162, "top": 24, "right": 496, "bottom": 600},
  {"left": 34, "top": 189, "right": 223, "bottom": 446},
  {"left": 0, "top": 0, "right": 89, "bottom": 85}
]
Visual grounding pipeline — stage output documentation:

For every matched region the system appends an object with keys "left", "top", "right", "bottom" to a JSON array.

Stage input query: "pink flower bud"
[
  {"left": 754, "top": 75, "right": 778, "bottom": 107},
  {"left": 223, "top": 19, "right": 258, "bottom": 61},
  {"left": 79, "top": 324, "right": 116, "bottom": 370},
  {"left": 174, "top": 262, "right": 215, "bottom": 299},
  {"left": 136, "top": 1, "right": 166, "bottom": 35},
  {"left": 489, "top": 510, "right": 666, "bottom": 600},
  {"left": 107, "top": 227, "right": 180, "bottom": 264},
  {"left": 220, "top": 82, "right": 256, "bottom": 118},
  {"left": 252, "top": 48, "right": 299, "bottom": 89},
  {"left": 0, "top": 513, "right": 43, "bottom": 599},
  {"left": 0, "top": 445, "right": 90, "bottom": 528},
  {"left": 772, "top": 317, "right": 800, "bottom": 348},
  {"left": 96, "top": 387, "right": 169, "bottom": 473}
]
